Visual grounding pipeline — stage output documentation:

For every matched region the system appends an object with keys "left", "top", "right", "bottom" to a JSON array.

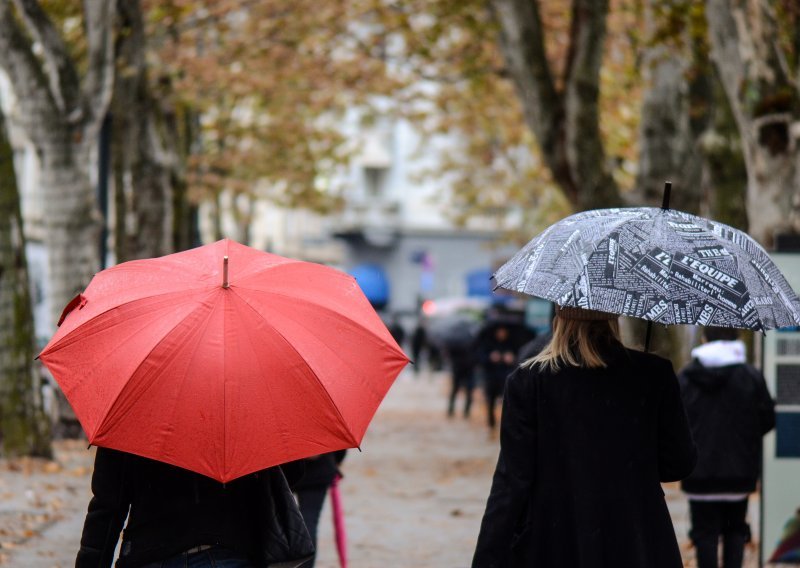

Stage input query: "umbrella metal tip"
[
  {"left": 223, "top": 256, "right": 230, "bottom": 288},
  {"left": 661, "top": 181, "right": 672, "bottom": 210}
]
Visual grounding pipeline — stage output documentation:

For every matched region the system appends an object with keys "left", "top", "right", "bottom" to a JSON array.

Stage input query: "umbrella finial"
[
  {"left": 223, "top": 256, "right": 230, "bottom": 288},
  {"left": 661, "top": 181, "right": 672, "bottom": 210}
]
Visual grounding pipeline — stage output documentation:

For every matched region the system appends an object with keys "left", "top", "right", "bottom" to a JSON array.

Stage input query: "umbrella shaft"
[{"left": 644, "top": 321, "right": 653, "bottom": 353}]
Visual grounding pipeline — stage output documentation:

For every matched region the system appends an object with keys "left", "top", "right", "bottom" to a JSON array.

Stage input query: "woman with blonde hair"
[{"left": 472, "top": 305, "right": 696, "bottom": 568}]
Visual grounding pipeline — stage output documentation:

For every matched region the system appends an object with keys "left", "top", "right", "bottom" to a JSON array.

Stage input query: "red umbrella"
[{"left": 39, "top": 239, "right": 408, "bottom": 483}]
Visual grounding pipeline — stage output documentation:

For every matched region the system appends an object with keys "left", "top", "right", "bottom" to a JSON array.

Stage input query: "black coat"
[
  {"left": 475, "top": 324, "right": 533, "bottom": 382},
  {"left": 678, "top": 358, "right": 775, "bottom": 494},
  {"left": 76, "top": 448, "right": 308, "bottom": 568},
  {"left": 291, "top": 450, "right": 347, "bottom": 491},
  {"left": 472, "top": 346, "right": 697, "bottom": 568}
]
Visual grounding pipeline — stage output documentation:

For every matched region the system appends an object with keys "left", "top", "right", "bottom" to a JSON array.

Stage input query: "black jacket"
[
  {"left": 76, "top": 448, "right": 307, "bottom": 568},
  {"left": 475, "top": 324, "right": 533, "bottom": 382},
  {"left": 678, "top": 357, "right": 775, "bottom": 494},
  {"left": 472, "top": 346, "right": 697, "bottom": 568},
  {"left": 290, "top": 450, "right": 346, "bottom": 491}
]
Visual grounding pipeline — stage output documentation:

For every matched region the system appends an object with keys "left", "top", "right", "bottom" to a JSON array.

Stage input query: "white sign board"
[{"left": 761, "top": 253, "right": 800, "bottom": 566}]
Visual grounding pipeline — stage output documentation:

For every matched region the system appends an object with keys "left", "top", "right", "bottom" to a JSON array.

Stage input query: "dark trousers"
[
  {"left": 484, "top": 375, "right": 506, "bottom": 430},
  {"left": 448, "top": 370, "right": 475, "bottom": 417},
  {"left": 689, "top": 499, "right": 749, "bottom": 568},
  {"left": 296, "top": 485, "right": 329, "bottom": 567}
]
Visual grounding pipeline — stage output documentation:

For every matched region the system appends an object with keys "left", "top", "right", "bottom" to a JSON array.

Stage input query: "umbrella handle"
[{"left": 331, "top": 474, "right": 347, "bottom": 568}]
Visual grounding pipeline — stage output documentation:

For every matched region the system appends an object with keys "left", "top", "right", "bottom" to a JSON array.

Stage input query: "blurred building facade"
[{"left": 202, "top": 112, "right": 515, "bottom": 316}]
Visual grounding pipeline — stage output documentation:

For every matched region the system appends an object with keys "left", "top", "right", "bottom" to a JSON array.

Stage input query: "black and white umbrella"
[{"left": 494, "top": 190, "right": 800, "bottom": 334}]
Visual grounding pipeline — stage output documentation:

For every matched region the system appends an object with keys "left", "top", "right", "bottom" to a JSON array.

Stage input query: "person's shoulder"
[
  {"left": 511, "top": 358, "right": 564, "bottom": 387},
  {"left": 734, "top": 362, "right": 767, "bottom": 385},
  {"left": 619, "top": 347, "right": 676, "bottom": 382},
  {"left": 619, "top": 346, "right": 672, "bottom": 367},
  {"left": 504, "top": 365, "right": 542, "bottom": 399},
  {"left": 741, "top": 361, "right": 764, "bottom": 375}
]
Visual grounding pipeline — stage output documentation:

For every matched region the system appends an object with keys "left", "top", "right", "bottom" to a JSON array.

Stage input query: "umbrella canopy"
[
  {"left": 427, "top": 313, "right": 482, "bottom": 350},
  {"left": 494, "top": 207, "right": 800, "bottom": 331},
  {"left": 39, "top": 239, "right": 409, "bottom": 483},
  {"left": 769, "top": 508, "right": 800, "bottom": 563}
]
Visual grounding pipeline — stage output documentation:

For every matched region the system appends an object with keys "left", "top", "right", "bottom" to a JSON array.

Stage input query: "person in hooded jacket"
[
  {"left": 472, "top": 306, "right": 696, "bottom": 568},
  {"left": 678, "top": 326, "right": 775, "bottom": 568}
]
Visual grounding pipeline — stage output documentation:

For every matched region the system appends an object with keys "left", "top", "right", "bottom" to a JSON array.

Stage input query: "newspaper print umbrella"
[{"left": 494, "top": 205, "right": 800, "bottom": 332}]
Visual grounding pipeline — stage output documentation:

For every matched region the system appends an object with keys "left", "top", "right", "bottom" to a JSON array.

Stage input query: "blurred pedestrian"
[
  {"left": 411, "top": 321, "right": 427, "bottom": 375},
  {"left": 517, "top": 303, "right": 555, "bottom": 363},
  {"left": 678, "top": 326, "right": 775, "bottom": 568},
  {"left": 472, "top": 305, "right": 696, "bottom": 567},
  {"left": 516, "top": 331, "right": 551, "bottom": 364},
  {"left": 76, "top": 448, "right": 312, "bottom": 568},
  {"left": 293, "top": 451, "right": 347, "bottom": 568},
  {"left": 386, "top": 315, "right": 406, "bottom": 349},
  {"left": 446, "top": 344, "right": 477, "bottom": 418},
  {"left": 475, "top": 322, "right": 529, "bottom": 433}
]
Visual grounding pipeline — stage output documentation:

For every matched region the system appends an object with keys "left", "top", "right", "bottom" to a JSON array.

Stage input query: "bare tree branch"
[
  {"left": 490, "top": 0, "right": 619, "bottom": 208},
  {"left": 704, "top": 0, "right": 749, "bottom": 141},
  {"left": 81, "top": 0, "right": 116, "bottom": 136},
  {"left": 0, "top": 0, "right": 59, "bottom": 144},
  {"left": 12, "top": 0, "right": 81, "bottom": 114},
  {"left": 490, "top": 0, "right": 560, "bottom": 155}
]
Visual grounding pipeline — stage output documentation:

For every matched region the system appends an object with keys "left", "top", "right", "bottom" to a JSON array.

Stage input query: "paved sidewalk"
[
  {"left": 0, "top": 369, "right": 761, "bottom": 567},
  {"left": 0, "top": 440, "right": 94, "bottom": 567}
]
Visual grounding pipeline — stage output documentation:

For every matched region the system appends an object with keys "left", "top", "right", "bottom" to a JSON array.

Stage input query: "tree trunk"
[
  {"left": 635, "top": 10, "right": 707, "bottom": 212},
  {"left": 705, "top": 0, "right": 800, "bottom": 247},
  {"left": 37, "top": 132, "right": 101, "bottom": 327},
  {"left": 112, "top": 0, "right": 175, "bottom": 262},
  {"left": 211, "top": 191, "right": 224, "bottom": 242},
  {"left": 490, "top": 0, "right": 620, "bottom": 209},
  {"left": 171, "top": 104, "right": 200, "bottom": 252},
  {"left": 699, "top": 74, "right": 748, "bottom": 230},
  {"left": 0, "top": 0, "right": 115, "bottom": 328},
  {"left": 0, "top": 114, "right": 51, "bottom": 457}
]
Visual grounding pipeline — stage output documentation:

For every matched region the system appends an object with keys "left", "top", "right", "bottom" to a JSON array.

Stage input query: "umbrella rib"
[
  {"left": 233, "top": 288, "right": 402, "bottom": 354},
  {"left": 499, "top": 209, "right": 650, "bottom": 299},
  {"left": 230, "top": 289, "right": 361, "bottom": 449},
  {"left": 91, "top": 294, "right": 218, "bottom": 446},
  {"left": 233, "top": 262, "right": 404, "bottom": 351},
  {"left": 41, "top": 287, "right": 213, "bottom": 357},
  {"left": 235, "top": 304, "right": 295, "bottom": 463}
]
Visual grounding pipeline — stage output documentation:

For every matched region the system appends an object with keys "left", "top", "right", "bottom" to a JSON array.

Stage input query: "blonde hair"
[{"left": 524, "top": 316, "right": 621, "bottom": 372}]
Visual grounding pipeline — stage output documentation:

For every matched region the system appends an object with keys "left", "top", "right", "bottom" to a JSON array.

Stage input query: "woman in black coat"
[{"left": 472, "top": 306, "right": 697, "bottom": 568}]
